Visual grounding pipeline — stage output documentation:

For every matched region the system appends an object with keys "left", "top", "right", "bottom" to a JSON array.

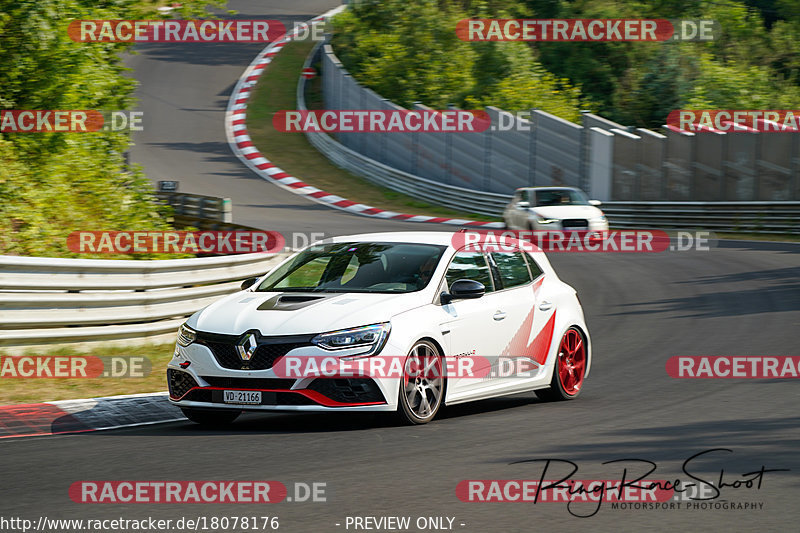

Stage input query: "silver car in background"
[{"left": 503, "top": 187, "right": 609, "bottom": 231}]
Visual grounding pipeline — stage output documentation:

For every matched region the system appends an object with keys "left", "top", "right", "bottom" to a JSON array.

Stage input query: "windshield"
[
  {"left": 256, "top": 242, "right": 447, "bottom": 293},
  {"left": 534, "top": 189, "right": 589, "bottom": 206}
]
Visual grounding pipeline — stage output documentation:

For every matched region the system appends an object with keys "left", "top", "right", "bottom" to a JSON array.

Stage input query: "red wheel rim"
[{"left": 557, "top": 328, "right": 585, "bottom": 395}]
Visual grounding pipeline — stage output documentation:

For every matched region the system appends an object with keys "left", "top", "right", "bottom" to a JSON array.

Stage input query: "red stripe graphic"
[{"left": 500, "top": 282, "right": 556, "bottom": 365}]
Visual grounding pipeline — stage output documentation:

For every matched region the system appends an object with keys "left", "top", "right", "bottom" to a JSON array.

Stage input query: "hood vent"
[
  {"left": 279, "top": 295, "right": 322, "bottom": 304},
  {"left": 257, "top": 293, "right": 329, "bottom": 311}
]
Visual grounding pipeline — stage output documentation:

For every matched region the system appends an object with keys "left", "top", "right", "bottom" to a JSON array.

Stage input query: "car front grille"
[
  {"left": 167, "top": 369, "right": 198, "bottom": 400},
  {"left": 561, "top": 218, "right": 589, "bottom": 229},
  {"left": 196, "top": 331, "right": 315, "bottom": 370}
]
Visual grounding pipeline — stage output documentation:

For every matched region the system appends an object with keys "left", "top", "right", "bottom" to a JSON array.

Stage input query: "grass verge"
[
  {"left": 0, "top": 344, "right": 173, "bottom": 405},
  {"left": 245, "top": 38, "right": 497, "bottom": 222}
]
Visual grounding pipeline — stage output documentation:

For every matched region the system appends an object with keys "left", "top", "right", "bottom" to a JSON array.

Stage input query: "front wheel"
[
  {"left": 535, "top": 327, "right": 587, "bottom": 401},
  {"left": 181, "top": 407, "right": 241, "bottom": 426},
  {"left": 397, "top": 340, "right": 445, "bottom": 425}
]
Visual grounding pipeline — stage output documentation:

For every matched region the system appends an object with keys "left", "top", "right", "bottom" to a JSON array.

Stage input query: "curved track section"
[
  {"left": 126, "top": 0, "right": 443, "bottom": 236},
  {"left": 223, "top": 7, "right": 502, "bottom": 228},
  {"left": 2, "top": 1, "right": 797, "bottom": 531}
]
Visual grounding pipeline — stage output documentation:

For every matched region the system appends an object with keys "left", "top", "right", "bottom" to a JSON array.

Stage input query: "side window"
[
  {"left": 491, "top": 252, "right": 532, "bottom": 289},
  {"left": 525, "top": 253, "right": 544, "bottom": 279},
  {"left": 445, "top": 252, "right": 494, "bottom": 292}
]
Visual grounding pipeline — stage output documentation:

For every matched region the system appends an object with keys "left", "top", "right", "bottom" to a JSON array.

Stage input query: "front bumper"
[
  {"left": 167, "top": 368, "right": 390, "bottom": 411},
  {"left": 530, "top": 219, "right": 609, "bottom": 232},
  {"left": 167, "top": 335, "right": 401, "bottom": 412}
]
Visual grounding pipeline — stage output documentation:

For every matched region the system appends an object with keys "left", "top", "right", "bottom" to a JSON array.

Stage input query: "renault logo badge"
[{"left": 236, "top": 333, "right": 258, "bottom": 361}]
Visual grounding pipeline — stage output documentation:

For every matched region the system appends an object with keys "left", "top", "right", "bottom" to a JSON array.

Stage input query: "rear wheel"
[
  {"left": 535, "top": 327, "right": 586, "bottom": 401},
  {"left": 181, "top": 407, "right": 241, "bottom": 426},
  {"left": 397, "top": 340, "right": 445, "bottom": 425}
]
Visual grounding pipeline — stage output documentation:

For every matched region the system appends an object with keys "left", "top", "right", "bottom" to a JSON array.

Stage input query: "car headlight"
[
  {"left": 312, "top": 323, "right": 390, "bottom": 355},
  {"left": 591, "top": 215, "right": 607, "bottom": 223},
  {"left": 536, "top": 216, "right": 557, "bottom": 224},
  {"left": 177, "top": 323, "right": 196, "bottom": 347}
]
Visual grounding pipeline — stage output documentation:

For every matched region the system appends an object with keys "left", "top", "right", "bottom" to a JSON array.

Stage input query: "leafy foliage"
[
  {"left": 0, "top": 0, "right": 224, "bottom": 257},
  {"left": 332, "top": 0, "right": 588, "bottom": 119},
  {"left": 333, "top": 0, "right": 800, "bottom": 128}
]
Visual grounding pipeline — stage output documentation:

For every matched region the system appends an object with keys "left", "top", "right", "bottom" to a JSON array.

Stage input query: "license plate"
[{"left": 223, "top": 390, "right": 261, "bottom": 405}]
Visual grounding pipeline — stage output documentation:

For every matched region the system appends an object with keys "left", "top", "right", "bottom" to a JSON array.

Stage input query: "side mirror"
[
  {"left": 441, "top": 279, "right": 485, "bottom": 304},
  {"left": 240, "top": 277, "right": 259, "bottom": 291},
  {"left": 517, "top": 201, "right": 530, "bottom": 208},
  {"left": 588, "top": 199, "right": 602, "bottom": 206}
]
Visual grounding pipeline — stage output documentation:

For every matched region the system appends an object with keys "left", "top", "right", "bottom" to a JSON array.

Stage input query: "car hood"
[
  {"left": 190, "top": 290, "right": 427, "bottom": 336},
  {"left": 531, "top": 204, "right": 604, "bottom": 220}
]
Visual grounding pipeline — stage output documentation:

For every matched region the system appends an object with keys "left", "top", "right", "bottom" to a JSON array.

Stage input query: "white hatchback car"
[
  {"left": 167, "top": 232, "right": 591, "bottom": 425},
  {"left": 503, "top": 187, "right": 609, "bottom": 232}
]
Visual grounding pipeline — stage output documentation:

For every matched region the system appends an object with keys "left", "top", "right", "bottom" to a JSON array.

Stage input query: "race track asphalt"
[
  {"left": 1, "top": 2, "right": 798, "bottom": 531},
  {"left": 124, "top": 0, "right": 436, "bottom": 236}
]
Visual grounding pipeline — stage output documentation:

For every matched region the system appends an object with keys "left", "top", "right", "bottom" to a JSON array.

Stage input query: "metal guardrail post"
[
  {"left": 222, "top": 198, "right": 232, "bottom": 223},
  {"left": 792, "top": 134, "right": 800, "bottom": 201},
  {"left": 529, "top": 109, "right": 538, "bottom": 187},
  {"left": 483, "top": 119, "right": 492, "bottom": 192},
  {"left": 579, "top": 110, "right": 590, "bottom": 192}
]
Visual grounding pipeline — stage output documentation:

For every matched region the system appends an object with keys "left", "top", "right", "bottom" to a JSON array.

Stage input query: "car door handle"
[
  {"left": 493, "top": 311, "right": 507, "bottom": 321},
  {"left": 539, "top": 301, "right": 553, "bottom": 311}
]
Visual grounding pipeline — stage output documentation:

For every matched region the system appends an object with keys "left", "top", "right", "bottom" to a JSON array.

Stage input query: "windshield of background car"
[
  {"left": 534, "top": 189, "right": 590, "bottom": 206},
  {"left": 256, "top": 242, "right": 447, "bottom": 293}
]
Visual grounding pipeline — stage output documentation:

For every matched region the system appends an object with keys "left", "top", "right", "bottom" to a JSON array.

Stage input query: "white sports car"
[
  {"left": 167, "top": 232, "right": 591, "bottom": 425},
  {"left": 503, "top": 186, "right": 609, "bottom": 232}
]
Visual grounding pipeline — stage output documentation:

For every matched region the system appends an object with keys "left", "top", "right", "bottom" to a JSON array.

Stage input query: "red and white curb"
[
  {"left": 224, "top": 7, "right": 503, "bottom": 229},
  {"left": 0, "top": 392, "right": 184, "bottom": 440}
]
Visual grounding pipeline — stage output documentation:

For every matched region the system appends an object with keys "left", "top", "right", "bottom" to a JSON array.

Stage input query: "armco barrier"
[
  {"left": 156, "top": 192, "right": 262, "bottom": 231},
  {"left": 0, "top": 252, "right": 291, "bottom": 353},
  {"left": 320, "top": 35, "right": 800, "bottom": 202},
  {"left": 299, "top": 43, "right": 509, "bottom": 217},
  {"left": 299, "top": 41, "right": 800, "bottom": 234},
  {"left": 600, "top": 201, "right": 800, "bottom": 234}
]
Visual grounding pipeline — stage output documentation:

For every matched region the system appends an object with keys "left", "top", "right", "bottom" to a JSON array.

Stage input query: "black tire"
[
  {"left": 396, "top": 340, "right": 445, "bottom": 425},
  {"left": 181, "top": 407, "right": 241, "bottom": 426},
  {"left": 535, "top": 327, "right": 587, "bottom": 401}
]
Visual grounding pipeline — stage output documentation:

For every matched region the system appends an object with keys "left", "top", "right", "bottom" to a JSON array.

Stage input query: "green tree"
[
  {"left": 0, "top": 0, "right": 224, "bottom": 257},
  {"left": 332, "top": 0, "right": 589, "bottom": 118}
]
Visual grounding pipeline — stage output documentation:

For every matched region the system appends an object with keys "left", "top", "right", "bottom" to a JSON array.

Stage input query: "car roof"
[
  {"left": 312, "top": 231, "right": 555, "bottom": 277},
  {"left": 322, "top": 231, "right": 546, "bottom": 257},
  {"left": 517, "top": 186, "right": 581, "bottom": 191},
  {"left": 325, "top": 231, "right": 459, "bottom": 246}
]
